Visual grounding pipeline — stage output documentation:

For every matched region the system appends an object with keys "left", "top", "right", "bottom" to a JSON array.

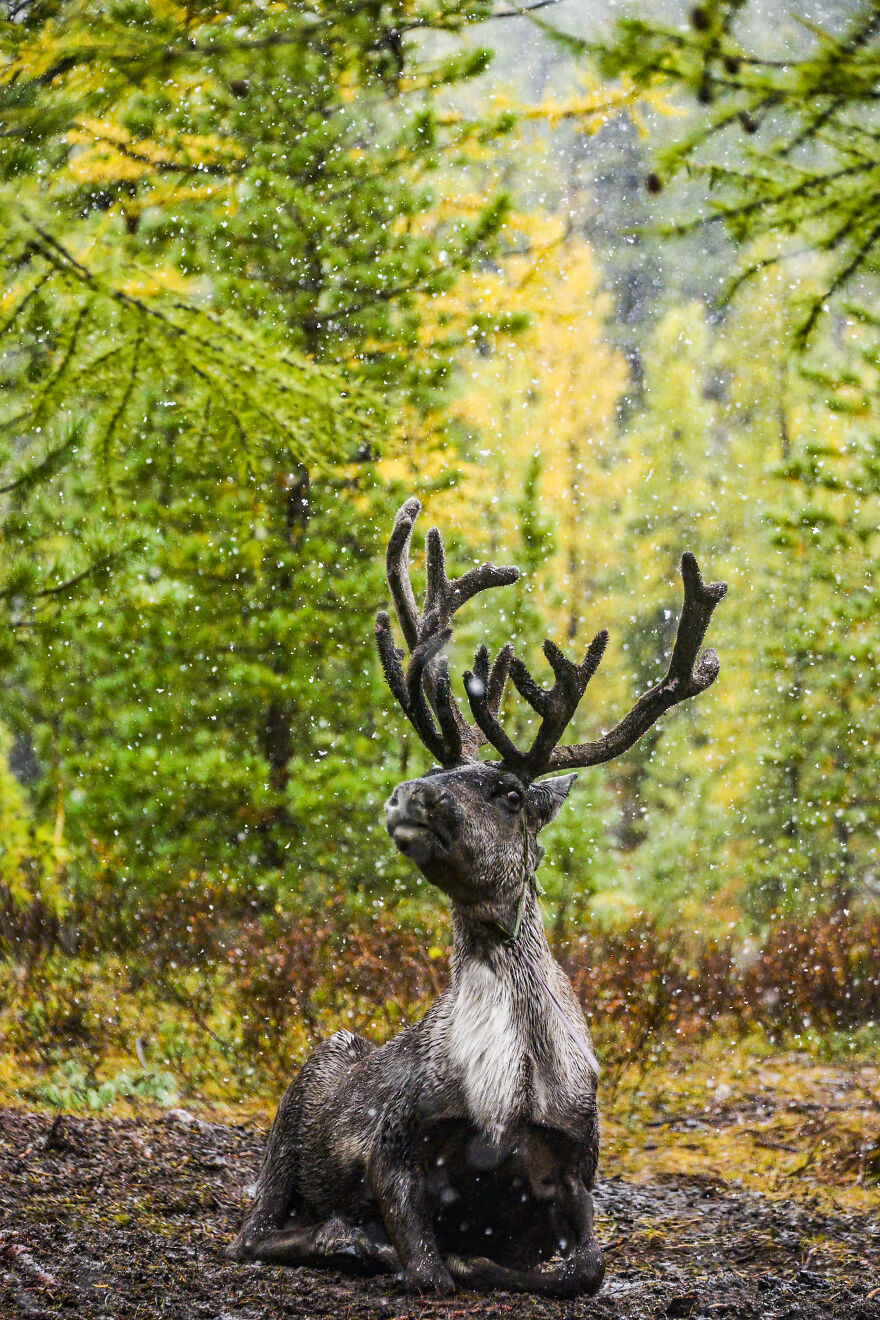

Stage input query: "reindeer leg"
[
  {"left": 228, "top": 1070, "right": 305, "bottom": 1261},
  {"left": 227, "top": 1066, "right": 393, "bottom": 1274},
  {"left": 229, "top": 1215, "right": 398, "bottom": 1274},
  {"left": 445, "top": 1175, "right": 604, "bottom": 1299},
  {"left": 445, "top": 1250, "right": 603, "bottom": 1298},
  {"left": 229, "top": 1030, "right": 377, "bottom": 1266},
  {"left": 370, "top": 1150, "right": 454, "bottom": 1295},
  {"left": 228, "top": 1069, "right": 394, "bottom": 1274}
]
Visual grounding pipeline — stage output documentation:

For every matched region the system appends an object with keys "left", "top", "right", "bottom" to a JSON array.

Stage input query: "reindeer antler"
[
  {"left": 376, "top": 499, "right": 727, "bottom": 780},
  {"left": 464, "top": 551, "right": 727, "bottom": 780},
  {"left": 464, "top": 631, "right": 609, "bottom": 778},
  {"left": 375, "top": 498, "right": 519, "bottom": 766}
]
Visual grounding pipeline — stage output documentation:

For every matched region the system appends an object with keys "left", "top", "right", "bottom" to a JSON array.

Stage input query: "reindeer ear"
[{"left": 526, "top": 773, "right": 577, "bottom": 831}]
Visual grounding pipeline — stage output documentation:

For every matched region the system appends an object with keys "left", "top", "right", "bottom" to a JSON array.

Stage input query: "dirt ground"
[{"left": 1, "top": 1106, "right": 878, "bottom": 1320}]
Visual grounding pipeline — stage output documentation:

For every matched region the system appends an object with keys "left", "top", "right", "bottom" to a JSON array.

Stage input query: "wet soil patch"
[{"left": 1, "top": 1106, "right": 877, "bottom": 1319}]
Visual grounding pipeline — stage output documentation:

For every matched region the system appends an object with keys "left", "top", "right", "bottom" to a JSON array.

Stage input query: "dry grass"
[{"left": 1, "top": 908, "right": 879, "bottom": 1224}]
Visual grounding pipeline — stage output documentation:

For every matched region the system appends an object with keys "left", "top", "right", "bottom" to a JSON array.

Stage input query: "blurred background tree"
[
  {"left": 598, "top": 0, "right": 880, "bottom": 924},
  {"left": 598, "top": 0, "right": 880, "bottom": 342},
  {"left": 1, "top": 0, "right": 879, "bottom": 1061},
  {"left": 0, "top": 0, "right": 528, "bottom": 937}
]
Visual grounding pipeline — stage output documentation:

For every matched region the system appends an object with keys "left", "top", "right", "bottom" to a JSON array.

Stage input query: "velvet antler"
[
  {"left": 376, "top": 500, "right": 727, "bottom": 780},
  {"left": 375, "top": 498, "right": 518, "bottom": 766},
  {"left": 464, "top": 551, "right": 726, "bottom": 780}
]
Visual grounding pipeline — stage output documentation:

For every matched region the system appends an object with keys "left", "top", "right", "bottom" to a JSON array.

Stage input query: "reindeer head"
[
  {"left": 384, "top": 763, "right": 577, "bottom": 907},
  {"left": 376, "top": 498, "right": 726, "bottom": 913}
]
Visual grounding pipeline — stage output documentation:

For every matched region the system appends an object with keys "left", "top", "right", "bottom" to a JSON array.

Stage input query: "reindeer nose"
[
  {"left": 405, "top": 782, "right": 432, "bottom": 809},
  {"left": 384, "top": 779, "right": 445, "bottom": 823},
  {"left": 385, "top": 777, "right": 460, "bottom": 859}
]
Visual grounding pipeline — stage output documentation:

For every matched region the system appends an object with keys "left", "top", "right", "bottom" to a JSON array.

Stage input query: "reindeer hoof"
[
  {"left": 225, "top": 1233, "right": 255, "bottom": 1262},
  {"left": 579, "top": 1241, "right": 605, "bottom": 1295},
  {"left": 551, "top": 1244, "right": 604, "bottom": 1298},
  {"left": 402, "top": 1261, "right": 455, "bottom": 1295}
]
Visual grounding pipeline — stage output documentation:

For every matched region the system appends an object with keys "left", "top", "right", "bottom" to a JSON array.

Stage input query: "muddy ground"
[{"left": 1, "top": 1107, "right": 877, "bottom": 1320}]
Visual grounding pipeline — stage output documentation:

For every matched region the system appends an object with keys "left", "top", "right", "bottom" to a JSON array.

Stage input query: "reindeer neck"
[
  {"left": 449, "top": 883, "right": 551, "bottom": 985},
  {"left": 448, "top": 875, "right": 599, "bottom": 1081}
]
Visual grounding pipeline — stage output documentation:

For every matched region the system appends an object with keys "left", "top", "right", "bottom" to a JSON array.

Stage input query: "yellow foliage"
[
  {"left": 65, "top": 119, "right": 240, "bottom": 184},
  {"left": 446, "top": 231, "right": 628, "bottom": 641},
  {"left": 437, "top": 75, "right": 669, "bottom": 136},
  {"left": 0, "top": 727, "right": 68, "bottom": 918}
]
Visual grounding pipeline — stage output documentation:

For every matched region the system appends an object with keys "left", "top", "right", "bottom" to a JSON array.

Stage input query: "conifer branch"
[
  {"left": 0, "top": 207, "right": 381, "bottom": 477},
  {"left": 602, "top": 1, "right": 880, "bottom": 339}
]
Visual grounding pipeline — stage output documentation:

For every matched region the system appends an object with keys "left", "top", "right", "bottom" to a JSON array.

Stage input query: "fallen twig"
[
  {"left": 0, "top": 1267, "right": 51, "bottom": 1319},
  {"left": 0, "top": 1241, "right": 58, "bottom": 1291}
]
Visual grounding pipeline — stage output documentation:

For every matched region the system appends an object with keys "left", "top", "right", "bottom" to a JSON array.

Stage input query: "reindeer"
[{"left": 228, "top": 496, "right": 726, "bottom": 1296}]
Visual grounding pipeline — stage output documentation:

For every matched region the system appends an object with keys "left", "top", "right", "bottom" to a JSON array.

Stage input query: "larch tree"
[
  {"left": 598, "top": 0, "right": 880, "bottom": 343},
  {"left": 0, "top": 0, "right": 532, "bottom": 931},
  {"left": 597, "top": 0, "right": 880, "bottom": 922},
  {"left": 738, "top": 319, "right": 880, "bottom": 921}
]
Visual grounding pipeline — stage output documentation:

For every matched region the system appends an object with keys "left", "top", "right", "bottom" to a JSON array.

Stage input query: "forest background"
[{"left": 1, "top": 0, "right": 879, "bottom": 1116}]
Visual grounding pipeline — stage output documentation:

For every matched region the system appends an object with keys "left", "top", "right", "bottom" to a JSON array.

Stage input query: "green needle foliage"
[
  {"left": 746, "top": 333, "right": 880, "bottom": 920},
  {"left": 599, "top": 0, "right": 880, "bottom": 342},
  {"left": 593, "top": 2, "right": 880, "bottom": 919},
  {"left": 0, "top": 0, "right": 518, "bottom": 935}
]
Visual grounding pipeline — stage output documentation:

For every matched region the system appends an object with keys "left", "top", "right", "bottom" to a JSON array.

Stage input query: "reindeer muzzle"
[{"left": 385, "top": 780, "right": 456, "bottom": 860}]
